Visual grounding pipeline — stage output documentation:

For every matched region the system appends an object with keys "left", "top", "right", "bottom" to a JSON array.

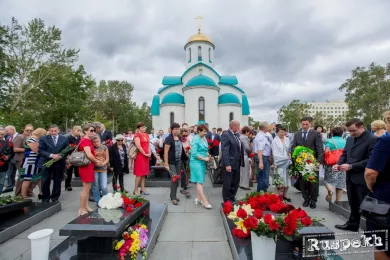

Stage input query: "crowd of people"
[{"left": 1, "top": 115, "right": 390, "bottom": 258}]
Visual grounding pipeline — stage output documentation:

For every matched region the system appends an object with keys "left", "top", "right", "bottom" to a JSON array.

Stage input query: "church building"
[{"left": 150, "top": 27, "right": 250, "bottom": 131}]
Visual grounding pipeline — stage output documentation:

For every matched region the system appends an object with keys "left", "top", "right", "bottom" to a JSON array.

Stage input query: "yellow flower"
[
  {"left": 235, "top": 218, "right": 247, "bottom": 233},
  {"left": 115, "top": 240, "right": 125, "bottom": 250},
  {"left": 302, "top": 153, "right": 308, "bottom": 159},
  {"left": 131, "top": 232, "right": 139, "bottom": 240},
  {"left": 296, "top": 158, "right": 302, "bottom": 163}
]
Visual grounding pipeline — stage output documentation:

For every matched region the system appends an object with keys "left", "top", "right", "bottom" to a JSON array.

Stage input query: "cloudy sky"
[{"left": 1, "top": 0, "right": 390, "bottom": 122}]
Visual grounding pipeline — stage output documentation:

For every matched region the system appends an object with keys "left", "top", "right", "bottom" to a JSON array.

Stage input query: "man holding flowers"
[{"left": 292, "top": 117, "right": 324, "bottom": 209}]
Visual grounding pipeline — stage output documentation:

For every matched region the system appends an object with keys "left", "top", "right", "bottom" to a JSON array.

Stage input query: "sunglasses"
[
  {"left": 117, "top": 139, "right": 124, "bottom": 142},
  {"left": 89, "top": 129, "right": 95, "bottom": 132},
  {"left": 182, "top": 135, "right": 188, "bottom": 138}
]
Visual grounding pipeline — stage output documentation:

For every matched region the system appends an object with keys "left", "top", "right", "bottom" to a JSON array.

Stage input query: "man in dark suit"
[
  {"left": 334, "top": 118, "right": 377, "bottom": 232},
  {"left": 292, "top": 117, "right": 324, "bottom": 209},
  {"left": 98, "top": 123, "right": 113, "bottom": 143},
  {"left": 38, "top": 124, "right": 69, "bottom": 202},
  {"left": 209, "top": 127, "right": 221, "bottom": 156},
  {"left": 221, "top": 120, "right": 245, "bottom": 202}
]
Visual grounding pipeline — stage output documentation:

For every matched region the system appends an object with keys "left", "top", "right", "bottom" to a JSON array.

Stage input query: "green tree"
[
  {"left": 277, "top": 100, "right": 312, "bottom": 132},
  {"left": 339, "top": 62, "right": 390, "bottom": 125},
  {"left": 249, "top": 116, "right": 260, "bottom": 129},
  {"left": 2, "top": 17, "right": 79, "bottom": 112}
]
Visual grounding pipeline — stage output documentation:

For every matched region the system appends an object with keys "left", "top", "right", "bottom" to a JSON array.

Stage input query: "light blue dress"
[{"left": 190, "top": 135, "right": 209, "bottom": 184}]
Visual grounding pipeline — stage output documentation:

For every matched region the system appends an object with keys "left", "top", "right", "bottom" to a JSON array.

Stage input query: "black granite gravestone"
[
  {"left": 145, "top": 166, "right": 171, "bottom": 187},
  {"left": 329, "top": 200, "right": 366, "bottom": 230},
  {"left": 50, "top": 203, "right": 168, "bottom": 260},
  {"left": 59, "top": 201, "right": 149, "bottom": 254}
]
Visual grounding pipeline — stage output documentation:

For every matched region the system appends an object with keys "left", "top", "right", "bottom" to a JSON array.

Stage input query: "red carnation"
[
  {"left": 237, "top": 208, "right": 248, "bottom": 219},
  {"left": 283, "top": 226, "right": 294, "bottom": 236},
  {"left": 125, "top": 206, "right": 133, "bottom": 213},
  {"left": 207, "top": 138, "right": 212, "bottom": 144},
  {"left": 243, "top": 216, "right": 258, "bottom": 229},
  {"left": 122, "top": 197, "right": 131, "bottom": 205},
  {"left": 186, "top": 146, "right": 191, "bottom": 150},
  {"left": 269, "top": 220, "right": 280, "bottom": 231},
  {"left": 208, "top": 146, "right": 212, "bottom": 149},
  {"left": 0, "top": 162, "right": 4, "bottom": 167},
  {"left": 306, "top": 160, "right": 312, "bottom": 164},
  {"left": 263, "top": 214, "right": 273, "bottom": 224},
  {"left": 296, "top": 208, "right": 308, "bottom": 218},
  {"left": 308, "top": 176, "right": 315, "bottom": 181},
  {"left": 212, "top": 139, "right": 220, "bottom": 147},
  {"left": 253, "top": 209, "right": 263, "bottom": 219},
  {"left": 134, "top": 202, "right": 143, "bottom": 208},
  {"left": 232, "top": 227, "right": 250, "bottom": 238},
  {"left": 301, "top": 217, "right": 312, "bottom": 226},
  {"left": 248, "top": 153, "right": 255, "bottom": 158},
  {"left": 223, "top": 201, "right": 233, "bottom": 215},
  {"left": 8, "top": 142, "right": 13, "bottom": 147}
]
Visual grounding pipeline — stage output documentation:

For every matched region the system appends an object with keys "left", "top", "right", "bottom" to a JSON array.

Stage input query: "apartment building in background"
[{"left": 307, "top": 100, "right": 348, "bottom": 117}]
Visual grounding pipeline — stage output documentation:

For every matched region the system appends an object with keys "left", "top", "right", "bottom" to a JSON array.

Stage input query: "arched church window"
[
  {"left": 170, "top": 112, "right": 174, "bottom": 126},
  {"left": 198, "top": 97, "right": 205, "bottom": 121},
  {"left": 208, "top": 48, "right": 211, "bottom": 62},
  {"left": 198, "top": 46, "right": 202, "bottom": 61},
  {"left": 188, "top": 48, "right": 191, "bottom": 62},
  {"left": 229, "top": 112, "right": 234, "bottom": 122}
]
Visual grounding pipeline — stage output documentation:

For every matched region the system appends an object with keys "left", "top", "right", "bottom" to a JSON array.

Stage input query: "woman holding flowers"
[
  {"left": 78, "top": 123, "right": 102, "bottom": 216},
  {"left": 324, "top": 127, "right": 346, "bottom": 202},
  {"left": 20, "top": 128, "right": 47, "bottom": 199},
  {"left": 271, "top": 126, "right": 292, "bottom": 201},
  {"left": 190, "top": 124, "right": 212, "bottom": 209}
]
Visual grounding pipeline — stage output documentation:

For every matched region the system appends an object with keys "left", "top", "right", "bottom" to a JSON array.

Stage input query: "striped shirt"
[{"left": 253, "top": 131, "right": 272, "bottom": 156}]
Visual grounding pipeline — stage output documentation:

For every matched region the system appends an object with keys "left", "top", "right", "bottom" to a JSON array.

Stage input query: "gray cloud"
[{"left": 1, "top": 0, "right": 390, "bottom": 122}]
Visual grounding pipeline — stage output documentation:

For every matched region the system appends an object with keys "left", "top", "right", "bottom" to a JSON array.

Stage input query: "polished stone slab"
[
  {"left": 59, "top": 201, "right": 150, "bottom": 237},
  {"left": 49, "top": 203, "right": 168, "bottom": 260},
  {"left": 0, "top": 201, "right": 61, "bottom": 244},
  {"left": 145, "top": 166, "right": 171, "bottom": 187},
  {"left": 72, "top": 172, "right": 113, "bottom": 187},
  {"left": 329, "top": 200, "right": 366, "bottom": 230},
  {"left": 209, "top": 168, "right": 223, "bottom": 187},
  {"left": 220, "top": 205, "right": 342, "bottom": 260},
  {"left": 0, "top": 199, "right": 32, "bottom": 214}
]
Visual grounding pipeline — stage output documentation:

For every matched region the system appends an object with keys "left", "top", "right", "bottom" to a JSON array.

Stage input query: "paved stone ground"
[{"left": 0, "top": 173, "right": 374, "bottom": 260}]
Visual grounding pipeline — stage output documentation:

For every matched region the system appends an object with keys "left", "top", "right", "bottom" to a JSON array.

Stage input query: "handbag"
[
  {"left": 360, "top": 193, "right": 390, "bottom": 228},
  {"left": 128, "top": 141, "right": 138, "bottom": 159},
  {"left": 324, "top": 139, "right": 343, "bottom": 166},
  {"left": 68, "top": 139, "right": 91, "bottom": 167}
]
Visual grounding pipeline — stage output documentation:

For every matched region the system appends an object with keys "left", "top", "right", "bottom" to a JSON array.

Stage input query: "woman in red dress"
[
  {"left": 133, "top": 122, "right": 150, "bottom": 195},
  {"left": 78, "top": 123, "right": 103, "bottom": 216}
]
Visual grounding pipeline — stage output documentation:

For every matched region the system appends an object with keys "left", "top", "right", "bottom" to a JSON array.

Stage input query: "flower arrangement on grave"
[
  {"left": 98, "top": 185, "right": 147, "bottom": 211},
  {"left": 44, "top": 143, "right": 78, "bottom": 168},
  {"left": 223, "top": 192, "right": 322, "bottom": 240},
  {"left": 272, "top": 173, "right": 285, "bottom": 190},
  {"left": 115, "top": 222, "right": 149, "bottom": 260},
  {"left": 0, "top": 195, "right": 24, "bottom": 206},
  {"left": 291, "top": 146, "right": 318, "bottom": 182}
]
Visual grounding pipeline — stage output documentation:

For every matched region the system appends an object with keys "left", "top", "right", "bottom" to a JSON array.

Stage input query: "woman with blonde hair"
[
  {"left": 371, "top": 120, "right": 387, "bottom": 137},
  {"left": 20, "top": 128, "right": 47, "bottom": 199}
]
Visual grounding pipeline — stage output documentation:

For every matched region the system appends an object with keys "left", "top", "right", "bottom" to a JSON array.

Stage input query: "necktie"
[
  {"left": 234, "top": 133, "right": 241, "bottom": 150},
  {"left": 53, "top": 136, "right": 57, "bottom": 146},
  {"left": 303, "top": 131, "right": 307, "bottom": 141}
]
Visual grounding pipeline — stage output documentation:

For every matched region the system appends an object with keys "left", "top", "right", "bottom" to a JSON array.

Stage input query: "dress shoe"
[
  {"left": 310, "top": 201, "right": 317, "bottom": 209},
  {"left": 302, "top": 200, "right": 310, "bottom": 207},
  {"left": 335, "top": 223, "right": 359, "bottom": 232}
]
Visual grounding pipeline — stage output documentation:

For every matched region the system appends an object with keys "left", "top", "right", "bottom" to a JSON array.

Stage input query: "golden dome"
[{"left": 185, "top": 29, "right": 215, "bottom": 49}]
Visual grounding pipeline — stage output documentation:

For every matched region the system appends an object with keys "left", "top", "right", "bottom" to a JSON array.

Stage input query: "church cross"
[{"left": 194, "top": 15, "right": 204, "bottom": 31}]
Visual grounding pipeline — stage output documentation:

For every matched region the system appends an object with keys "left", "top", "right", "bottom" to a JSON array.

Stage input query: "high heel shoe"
[
  {"left": 195, "top": 198, "right": 201, "bottom": 205},
  {"left": 203, "top": 204, "right": 212, "bottom": 209},
  {"left": 78, "top": 210, "right": 89, "bottom": 216}
]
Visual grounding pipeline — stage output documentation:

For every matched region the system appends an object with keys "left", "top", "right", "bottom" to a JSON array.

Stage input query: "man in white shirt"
[{"left": 253, "top": 122, "right": 272, "bottom": 192}]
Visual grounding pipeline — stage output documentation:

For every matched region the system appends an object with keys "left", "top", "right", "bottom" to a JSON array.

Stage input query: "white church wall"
[
  {"left": 152, "top": 116, "right": 160, "bottom": 130},
  {"left": 185, "top": 42, "right": 214, "bottom": 69},
  {"left": 218, "top": 85, "right": 243, "bottom": 98},
  {"left": 159, "top": 85, "right": 183, "bottom": 100},
  {"left": 158, "top": 105, "right": 185, "bottom": 132},
  {"left": 183, "top": 87, "right": 219, "bottom": 127},
  {"left": 182, "top": 66, "right": 219, "bottom": 86},
  {"left": 218, "top": 104, "right": 242, "bottom": 130},
  {"left": 242, "top": 115, "right": 249, "bottom": 126}
]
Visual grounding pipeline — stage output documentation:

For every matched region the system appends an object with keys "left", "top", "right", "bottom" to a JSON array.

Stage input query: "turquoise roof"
[
  {"left": 151, "top": 95, "right": 160, "bottom": 116},
  {"left": 182, "top": 62, "right": 220, "bottom": 79},
  {"left": 161, "top": 92, "right": 185, "bottom": 105},
  {"left": 219, "top": 76, "right": 238, "bottom": 85},
  {"left": 185, "top": 75, "right": 217, "bottom": 87},
  {"left": 162, "top": 76, "right": 182, "bottom": 85},
  {"left": 242, "top": 94, "right": 250, "bottom": 115},
  {"left": 218, "top": 93, "right": 241, "bottom": 105},
  {"left": 197, "top": 120, "right": 207, "bottom": 125}
]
